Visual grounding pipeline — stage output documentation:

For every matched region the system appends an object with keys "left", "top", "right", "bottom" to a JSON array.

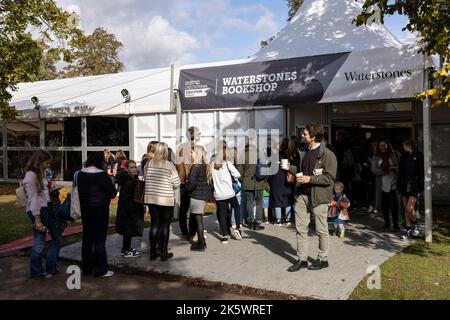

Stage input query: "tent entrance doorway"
[{"left": 330, "top": 120, "right": 412, "bottom": 207}]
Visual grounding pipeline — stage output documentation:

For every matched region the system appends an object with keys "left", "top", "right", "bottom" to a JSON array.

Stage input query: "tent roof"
[
  {"left": 250, "top": 0, "right": 404, "bottom": 61},
  {"left": 10, "top": 59, "right": 247, "bottom": 118}
]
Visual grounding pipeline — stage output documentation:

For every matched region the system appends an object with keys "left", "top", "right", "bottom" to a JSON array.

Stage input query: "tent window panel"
[
  {"left": 135, "top": 115, "right": 157, "bottom": 137},
  {"left": 160, "top": 114, "right": 176, "bottom": 137},
  {"left": 219, "top": 111, "right": 250, "bottom": 133},
  {"left": 332, "top": 102, "right": 411, "bottom": 114},
  {"left": 188, "top": 112, "right": 215, "bottom": 136},
  {"left": 7, "top": 151, "right": 35, "bottom": 178},
  {"left": 63, "top": 151, "right": 82, "bottom": 181},
  {"left": 63, "top": 117, "right": 81, "bottom": 147},
  {"left": 7, "top": 121, "right": 40, "bottom": 147},
  {"left": 45, "top": 121, "right": 63, "bottom": 147},
  {"left": 416, "top": 125, "right": 450, "bottom": 167},
  {"left": 87, "top": 117, "right": 129, "bottom": 146},
  {"left": 255, "top": 109, "right": 284, "bottom": 132}
]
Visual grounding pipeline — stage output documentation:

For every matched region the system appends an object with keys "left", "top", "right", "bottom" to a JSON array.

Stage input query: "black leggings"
[
  {"left": 217, "top": 196, "right": 240, "bottom": 236},
  {"left": 192, "top": 214, "right": 205, "bottom": 244},
  {"left": 122, "top": 235, "right": 132, "bottom": 252},
  {"left": 149, "top": 205, "right": 173, "bottom": 256},
  {"left": 178, "top": 186, "right": 197, "bottom": 236},
  {"left": 382, "top": 190, "right": 399, "bottom": 227}
]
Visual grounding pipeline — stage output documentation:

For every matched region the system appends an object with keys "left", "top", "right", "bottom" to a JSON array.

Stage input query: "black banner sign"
[{"left": 178, "top": 52, "right": 350, "bottom": 110}]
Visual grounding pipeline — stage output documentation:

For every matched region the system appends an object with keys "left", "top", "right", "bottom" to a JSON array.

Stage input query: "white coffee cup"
[{"left": 281, "top": 159, "right": 289, "bottom": 169}]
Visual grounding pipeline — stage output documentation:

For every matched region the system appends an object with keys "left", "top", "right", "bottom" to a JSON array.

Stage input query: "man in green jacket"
[{"left": 286, "top": 124, "right": 337, "bottom": 272}]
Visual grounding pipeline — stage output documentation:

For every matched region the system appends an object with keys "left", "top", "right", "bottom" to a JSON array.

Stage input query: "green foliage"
[
  {"left": 60, "top": 27, "right": 124, "bottom": 78},
  {"left": 0, "top": 0, "right": 84, "bottom": 121},
  {"left": 286, "top": 0, "right": 304, "bottom": 21},
  {"left": 354, "top": 0, "right": 450, "bottom": 108}
]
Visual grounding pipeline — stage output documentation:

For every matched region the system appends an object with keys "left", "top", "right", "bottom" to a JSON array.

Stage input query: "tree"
[
  {"left": 261, "top": 0, "right": 304, "bottom": 48},
  {"left": 27, "top": 41, "right": 61, "bottom": 82},
  {"left": 286, "top": 0, "right": 304, "bottom": 21},
  {"left": 60, "top": 27, "right": 124, "bottom": 78},
  {"left": 0, "top": 0, "right": 83, "bottom": 121},
  {"left": 354, "top": 0, "right": 450, "bottom": 107}
]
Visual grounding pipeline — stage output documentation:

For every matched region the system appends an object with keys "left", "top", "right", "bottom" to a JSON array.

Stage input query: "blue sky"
[{"left": 56, "top": 0, "right": 416, "bottom": 71}]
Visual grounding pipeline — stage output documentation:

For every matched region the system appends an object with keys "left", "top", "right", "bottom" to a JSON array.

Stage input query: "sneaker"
[
  {"left": 231, "top": 224, "right": 236, "bottom": 229},
  {"left": 102, "top": 271, "right": 114, "bottom": 277},
  {"left": 233, "top": 229, "right": 243, "bottom": 240},
  {"left": 339, "top": 229, "right": 345, "bottom": 239},
  {"left": 221, "top": 236, "right": 228, "bottom": 244},
  {"left": 412, "top": 224, "right": 420, "bottom": 237},
  {"left": 190, "top": 242, "right": 207, "bottom": 251},
  {"left": 285, "top": 221, "right": 292, "bottom": 226},
  {"left": 275, "top": 220, "right": 282, "bottom": 227},
  {"left": 401, "top": 229, "right": 412, "bottom": 240},
  {"left": 130, "top": 249, "right": 142, "bottom": 257}
]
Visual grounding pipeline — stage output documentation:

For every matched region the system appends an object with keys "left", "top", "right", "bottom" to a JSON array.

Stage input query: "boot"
[
  {"left": 160, "top": 249, "right": 174, "bottom": 261},
  {"left": 190, "top": 240, "right": 207, "bottom": 251},
  {"left": 253, "top": 221, "right": 265, "bottom": 231}
]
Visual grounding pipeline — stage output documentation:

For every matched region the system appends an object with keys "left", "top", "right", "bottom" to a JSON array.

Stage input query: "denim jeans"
[
  {"left": 274, "top": 206, "right": 292, "bottom": 221},
  {"left": 27, "top": 207, "right": 63, "bottom": 278},
  {"left": 244, "top": 190, "right": 263, "bottom": 222}
]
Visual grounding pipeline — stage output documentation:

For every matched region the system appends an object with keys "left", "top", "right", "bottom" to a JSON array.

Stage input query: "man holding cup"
[{"left": 285, "top": 124, "right": 337, "bottom": 272}]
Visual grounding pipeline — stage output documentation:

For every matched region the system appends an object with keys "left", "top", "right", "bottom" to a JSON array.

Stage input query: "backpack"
[{"left": 254, "top": 160, "right": 267, "bottom": 182}]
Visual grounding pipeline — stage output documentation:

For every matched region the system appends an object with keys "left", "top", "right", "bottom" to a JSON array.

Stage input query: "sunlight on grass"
[{"left": 350, "top": 226, "right": 450, "bottom": 300}]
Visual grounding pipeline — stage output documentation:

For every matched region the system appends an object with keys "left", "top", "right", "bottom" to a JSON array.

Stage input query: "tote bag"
[{"left": 70, "top": 171, "right": 82, "bottom": 220}]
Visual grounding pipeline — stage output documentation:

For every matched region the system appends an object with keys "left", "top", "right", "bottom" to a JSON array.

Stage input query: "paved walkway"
[{"left": 60, "top": 211, "right": 412, "bottom": 300}]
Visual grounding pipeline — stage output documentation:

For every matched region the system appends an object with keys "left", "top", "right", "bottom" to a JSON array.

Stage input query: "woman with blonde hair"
[
  {"left": 145, "top": 142, "right": 180, "bottom": 261},
  {"left": 186, "top": 145, "right": 214, "bottom": 251},
  {"left": 212, "top": 144, "right": 242, "bottom": 243},
  {"left": 23, "top": 150, "right": 62, "bottom": 279}
]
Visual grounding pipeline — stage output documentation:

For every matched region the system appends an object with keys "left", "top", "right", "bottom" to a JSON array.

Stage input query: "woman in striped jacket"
[{"left": 144, "top": 142, "right": 180, "bottom": 261}]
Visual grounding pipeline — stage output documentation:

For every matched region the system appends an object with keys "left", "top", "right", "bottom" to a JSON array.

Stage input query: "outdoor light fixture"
[
  {"left": 31, "top": 96, "right": 40, "bottom": 110},
  {"left": 121, "top": 89, "right": 131, "bottom": 103}
]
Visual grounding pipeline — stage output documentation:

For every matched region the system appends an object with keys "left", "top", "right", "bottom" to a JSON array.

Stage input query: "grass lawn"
[
  {"left": 1, "top": 182, "right": 215, "bottom": 246},
  {"left": 0, "top": 183, "right": 124, "bottom": 246},
  {"left": 350, "top": 225, "right": 450, "bottom": 300}
]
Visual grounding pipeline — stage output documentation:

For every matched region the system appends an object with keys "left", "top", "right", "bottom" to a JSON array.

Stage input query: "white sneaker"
[
  {"left": 275, "top": 220, "right": 282, "bottom": 226},
  {"left": 412, "top": 225, "right": 420, "bottom": 236},
  {"left": 221, "top": 236, "right": 228, "bottom": 244},
  {"left": 233, "top": 229, "right": 243, "bottom": 240},
  {"left": 285, "top": 221, "right": 292, "bottom": 226},
  {"left": 102, "top": 271, "right": 114, "bottom": 277}
]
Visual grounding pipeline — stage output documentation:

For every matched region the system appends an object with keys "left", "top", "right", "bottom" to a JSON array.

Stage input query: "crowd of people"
[{"left": 20, "top": 123, "right": 424, "bottom": 279}]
